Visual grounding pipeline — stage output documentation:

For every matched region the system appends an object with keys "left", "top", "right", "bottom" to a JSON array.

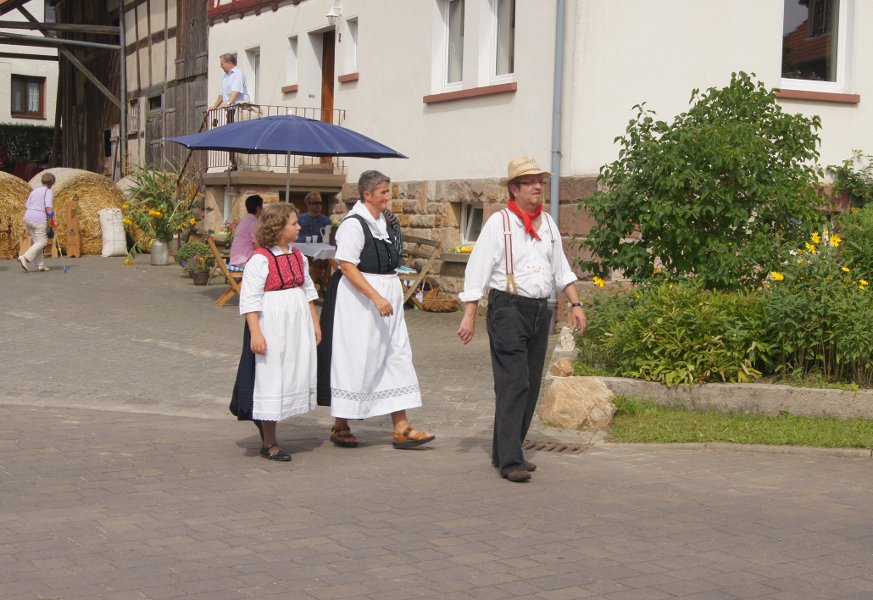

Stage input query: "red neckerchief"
[{"left": 507, "top": 200, "right": 542, "bottom": 240}]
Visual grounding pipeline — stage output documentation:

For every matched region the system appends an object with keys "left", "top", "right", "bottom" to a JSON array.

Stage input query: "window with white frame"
[
  {"left": 493, "top": 0, "right": 514, "bottom": 79},
  {"left": 246, "top": 47, "right": 260, "bottom": 102},
  {"left": 344, "top": 18, "right": 358, "bottom": 73},
  {"left": 446, "top": 0, "right": 465, "bottom": 85},
  {"left": 781, "top": 0, "right": 852, "bottom": 91},
  {"left": 460, "top": 203, "right": 483, "bottom": 244},
  {"left": 286, "top": 36, "right": 299, "bottom": 85}
]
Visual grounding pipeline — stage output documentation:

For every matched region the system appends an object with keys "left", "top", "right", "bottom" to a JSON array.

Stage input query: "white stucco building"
[
  {"left": 0, "top": 2, "right": 58, "bottom": 126},
  {"left": 205, "top": 0, "right": 872, "bottom": 276}
]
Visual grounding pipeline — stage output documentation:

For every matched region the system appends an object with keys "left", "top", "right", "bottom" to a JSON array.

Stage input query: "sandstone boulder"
[{"left": 539, "top": 377, "right": 616, "bottom": 430}]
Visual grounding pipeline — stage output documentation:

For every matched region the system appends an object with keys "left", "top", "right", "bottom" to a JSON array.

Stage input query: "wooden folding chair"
[
  {"left": 207, "top": 236, "right": 243, "bottom": 307},
  {"left": 398, "top": 235, "right": 441, "bottom": 309}
]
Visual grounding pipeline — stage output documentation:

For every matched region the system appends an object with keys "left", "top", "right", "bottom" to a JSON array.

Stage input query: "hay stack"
[
  {"left": 28, "top": 168, "right": 125, "bottom": 255},
  {"left": 0, "top": 172, "right": 32, "bottom": 244}
]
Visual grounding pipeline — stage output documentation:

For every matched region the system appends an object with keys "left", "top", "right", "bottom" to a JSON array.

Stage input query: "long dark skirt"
[
  {"left": 230, "top": 322, "right": 256, "bottom": 420},
  {"left": 316, "top": 269, "right": 343, "bottom": 406}
]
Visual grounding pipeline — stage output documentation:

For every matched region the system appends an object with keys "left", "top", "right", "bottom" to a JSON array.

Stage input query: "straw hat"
[{"left": 503, "top": 155, "right": 550, "bottom": 184}]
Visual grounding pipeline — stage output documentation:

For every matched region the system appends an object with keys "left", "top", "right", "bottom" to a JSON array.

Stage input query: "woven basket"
[
  {"left": 421, "top": 289, "right": 460, "bottom": 313},
  {"left": 28, "top": 169, "right": 125, "bottom": 255}
]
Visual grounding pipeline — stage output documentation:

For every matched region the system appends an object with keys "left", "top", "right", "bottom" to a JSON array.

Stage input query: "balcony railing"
[{"left": 203, "top": 104, "right": 347, "bottom": 173}]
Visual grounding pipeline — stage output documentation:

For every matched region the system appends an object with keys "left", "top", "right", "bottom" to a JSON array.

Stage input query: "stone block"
[
  {"left": 559, "top": 205, "right": 597, "bottom": 237},
  {"left": 538, "top": 377, "right": 616, "bottom": 431},
  {"left": 549, "top": 357, "right": 574, "bottom": 377}
]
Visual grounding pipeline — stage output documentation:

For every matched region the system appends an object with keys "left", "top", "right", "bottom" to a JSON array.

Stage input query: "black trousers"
[{"left": 486, "top": 289, "right": 552, "bottom": 475}]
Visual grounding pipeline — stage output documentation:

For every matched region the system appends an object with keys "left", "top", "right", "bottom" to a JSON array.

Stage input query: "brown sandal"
[
  {"left": 330, "top": 425, "right": 359, "bottom": 448},
  {"left": 392, "top": 427, "right": 435, "bottom": 449}
]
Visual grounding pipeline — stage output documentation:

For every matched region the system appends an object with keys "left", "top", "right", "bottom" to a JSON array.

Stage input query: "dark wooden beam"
[
  {"left": 0, "top": 20, "right": 119, "bottom": 35},
  {"left": 0, "top": 50, "right": 58, "bottom": 60}
]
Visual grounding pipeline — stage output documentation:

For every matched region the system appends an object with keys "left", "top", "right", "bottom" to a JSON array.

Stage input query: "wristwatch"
[{"left": 570, "top": 302, "right": 583, "bottom": 309}]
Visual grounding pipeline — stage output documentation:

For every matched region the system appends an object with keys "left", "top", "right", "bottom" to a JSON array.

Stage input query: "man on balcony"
[{"left": 210, "top": 53, "right": 250, "bottom": 114}]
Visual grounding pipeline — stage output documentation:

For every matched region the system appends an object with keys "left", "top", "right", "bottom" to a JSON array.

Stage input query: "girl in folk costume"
[{"left": 231, "top": 203, "right": 321, "bottom": 461}]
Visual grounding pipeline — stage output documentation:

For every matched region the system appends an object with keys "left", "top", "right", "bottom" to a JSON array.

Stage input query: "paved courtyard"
[{"left": 2, "top": 257, "right": 873, "bottom": 600}]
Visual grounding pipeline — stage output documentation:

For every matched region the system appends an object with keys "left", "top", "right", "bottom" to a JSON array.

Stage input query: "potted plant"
[
  {"left": 223, "top": 218, "right": 239, "bottom": 249},
  {"left": 182, "top": 252, "right": 215, "bottom": 285},
  {"left": 175, "top": 241, "right": 211, "bottom": 270},
  {"left": 122, "top": 165, "right": 199, "bottom": 265}
]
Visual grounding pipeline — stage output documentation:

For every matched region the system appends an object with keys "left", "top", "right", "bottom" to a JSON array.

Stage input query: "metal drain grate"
[{"left": 522, "top": 440, "right": 589, "bottom": 454}]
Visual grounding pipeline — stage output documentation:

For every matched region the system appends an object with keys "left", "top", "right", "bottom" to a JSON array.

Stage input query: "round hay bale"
[
  {"left": 29, "top": 168, "right": 125, "bottom": 255},
  {"left": 0, "top": 172, "right": 31, "bottom": 244}
]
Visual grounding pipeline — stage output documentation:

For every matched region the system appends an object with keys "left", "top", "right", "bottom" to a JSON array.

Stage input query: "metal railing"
[{"left": 204, "top": 104, "right": 347, "bottom": 173}]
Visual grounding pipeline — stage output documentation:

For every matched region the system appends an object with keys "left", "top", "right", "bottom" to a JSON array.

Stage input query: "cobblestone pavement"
[{"left": 2, "top": 257, "right": 873, "bottom": 599}]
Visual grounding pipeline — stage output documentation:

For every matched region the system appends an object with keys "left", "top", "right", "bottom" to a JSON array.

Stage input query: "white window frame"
[
  {"left": 286, "top": 36, "right": 299, "bottom": 85},
  {"left": 460, "top": 202, "right": 483, "bottom": 244},
  {"left": 432, "top": 0, "right": 466, "bottom": 92},
  {"left": 245, "top": 47, "right": 260, "bottom": 103},
  {"left": 780, "top": 0, "right": 854, "bottom": 93},
  {"left": 488, "top": 0, "right": 514, "bottom": 84},
  {"left": 343, "top": 17, "right": 358, "bottom": 74}
]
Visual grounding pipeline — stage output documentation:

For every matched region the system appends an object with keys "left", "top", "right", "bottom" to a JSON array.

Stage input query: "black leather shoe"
[
  {"left": 502, "top": 469, "right": 531, "bottom": 482},
  {"left": 260, "top": 445, "right": 291, "bottom": 461}
]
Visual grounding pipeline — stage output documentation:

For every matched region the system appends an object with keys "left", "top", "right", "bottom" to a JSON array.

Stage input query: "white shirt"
[
  {"left": 334, "top": 201, "right": 390, "bottom": 266},
  {"left": 24, "top": 186, "right": 53, "bottom": 224},
  {"left": 459, "top": 209, "right": 577, "bottom": 302},
  {"left": 239, "top": 247, "right": 318, "bottom": 315},
  {"left": 220, "top": 66, "right": 250, "bottom": 105}
]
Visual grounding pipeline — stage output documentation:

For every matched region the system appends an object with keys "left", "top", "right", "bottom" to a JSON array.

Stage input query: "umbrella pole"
[{"left": 285, "top": 152, "right": 291, "bottom": 202}]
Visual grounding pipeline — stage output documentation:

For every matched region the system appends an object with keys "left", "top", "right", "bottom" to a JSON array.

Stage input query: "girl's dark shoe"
[{"left": 260, "top": 444, "right": 291, "bottom": 461}]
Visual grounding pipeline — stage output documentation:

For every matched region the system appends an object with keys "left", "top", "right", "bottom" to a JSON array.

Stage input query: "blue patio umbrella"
[
  {"left": 167, "top": 114, "right": 406, "bottom": 157},
  {"left": 166, "top": 114, "right": 407, "bottom": 199}
]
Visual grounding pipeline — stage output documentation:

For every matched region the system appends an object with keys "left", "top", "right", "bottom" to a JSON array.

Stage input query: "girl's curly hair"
[{"left": 256, "top": 203, "right": 298, "bottom": 248}]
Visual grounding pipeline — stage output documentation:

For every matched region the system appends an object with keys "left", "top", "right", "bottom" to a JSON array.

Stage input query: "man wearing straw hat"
[{"left": 457, "top": 156, "right": 587, "bottom": 483}]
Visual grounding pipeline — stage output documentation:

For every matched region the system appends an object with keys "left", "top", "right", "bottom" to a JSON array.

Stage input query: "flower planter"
[
  {"left": 191, "top": 270, "right": 210, "bottom": 286},
  {"left": 150, "top": 240, "right": 170, "bottom": 265}
]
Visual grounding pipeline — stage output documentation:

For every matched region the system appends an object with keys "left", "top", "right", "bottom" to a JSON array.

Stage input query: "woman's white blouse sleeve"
[
  {"left": 334, "top": 218, "right": 365, "bottom": 265},
  {"left": 300, "top": 253, "right": 319, "bottom": 302},
  {"left": 239, "top": 254, "right": 268, "bottom": 315}
]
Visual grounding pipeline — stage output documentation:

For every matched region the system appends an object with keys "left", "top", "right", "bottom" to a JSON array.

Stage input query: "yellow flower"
[
  {"left": 823, "top": 228, "right": 829, "bottom": 236},
  {"left": 842, "top": 267, "right": 850, "bottom": 273},
  {"left": 122, "top": 203, "right": 129, "bottom": 210},
  {"left": 770, "top": 271, "right": 784, "bottom": 281},
  {"left": 189, "top": 217, "right": 196, "bottom": 225},
  {"left": 592, "top": 276, "right": 606, "bottom": 288},
  {"left": 811, "top": 232, "right": 821, "bottom": 244},
  {"left": 830, "top": 235, "right": 841, "bottom": 247},
  {"left": 122, "top": 218, "right": 132, "bottom": 225},
  {"left": 124, "top": 258, "right": 132, "bottom": 265},
  {"left": 805, "top": 242, "right": 816, "bottom": 254},
  {"left": 861, "top": 280, "right": 869, "bottom": 286},
  {"left": 148, "top": 209, "right": 163, "bottom": 218}
]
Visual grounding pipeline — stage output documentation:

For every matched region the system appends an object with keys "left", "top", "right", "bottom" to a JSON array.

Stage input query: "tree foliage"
[{"left": 580, "top": 72, "right": 827, "bottom": 290}]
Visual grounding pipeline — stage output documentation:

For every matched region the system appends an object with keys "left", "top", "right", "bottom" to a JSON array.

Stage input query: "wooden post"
[{"left": 66, "top": 194, "right": 82, "bottom": 258}]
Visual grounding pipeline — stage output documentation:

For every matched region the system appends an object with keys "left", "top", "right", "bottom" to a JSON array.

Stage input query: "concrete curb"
[{"left": 602, "top": 441, "right": 873, "bottom": 459}]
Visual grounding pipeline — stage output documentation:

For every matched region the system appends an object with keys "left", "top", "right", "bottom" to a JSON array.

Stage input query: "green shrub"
[
  {"left": 835, "top": 205, "right": 873, "bottom": 280},
  {"left": 580, "top": 72, "right": 825, "bottom": 291},
  {"left": 577, "top": 279, "right": 769, "bottom": 386},
  {"left": 828, "top": 150, "right": 873, "bottom": 208},
  {"left": 0, "top": 123, "right": 53, "bottom": 160},
  {"left": 763, "top": 230, "right": 873, "bottom": 386},
  {"left": 176, "top": 241, "right": 210, "bottom": 266}
]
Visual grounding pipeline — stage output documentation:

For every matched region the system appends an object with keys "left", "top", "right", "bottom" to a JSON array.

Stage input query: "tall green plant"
[
  {"left": 580, "top": 72, "right": 826, "bottom": 291},
  {"left": 828, "top": 150, "right": 873, "bottom": 208},
  {"left": 122, "top": 165, "right": 198, "bottom": 262},
  {"left": 835, "top": 205, "right": 873, "bottom": 280}
]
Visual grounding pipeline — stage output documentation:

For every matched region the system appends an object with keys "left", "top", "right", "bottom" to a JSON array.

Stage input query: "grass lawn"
[{"left": 608, "top": 396, "right": 873, "bottom": 449}]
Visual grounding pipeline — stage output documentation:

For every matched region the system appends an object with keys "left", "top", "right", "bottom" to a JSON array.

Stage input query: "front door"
[{"left": 321, "top": 30, "right": 335, "bottom": 123}]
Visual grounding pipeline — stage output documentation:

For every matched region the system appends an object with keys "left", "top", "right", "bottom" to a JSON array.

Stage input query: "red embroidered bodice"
[{"left": 255, "top": 247, "right": 306, "bottom": 291}]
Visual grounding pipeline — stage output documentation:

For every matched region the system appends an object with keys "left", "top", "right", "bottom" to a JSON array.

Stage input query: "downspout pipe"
[
  {"left": 119, "top": 6, "right": 127, "bottom": 177},
  {"left": 548, "top": 0, "right": 565, "bottom": 325}
]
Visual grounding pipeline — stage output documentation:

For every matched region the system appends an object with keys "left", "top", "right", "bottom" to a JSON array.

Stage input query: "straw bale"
[
  {"left": 28, "top": 168, "right": 125, "bottom": 255},
  {"left": 0, "top": 172, "right": 32, "bottom": 243}
]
